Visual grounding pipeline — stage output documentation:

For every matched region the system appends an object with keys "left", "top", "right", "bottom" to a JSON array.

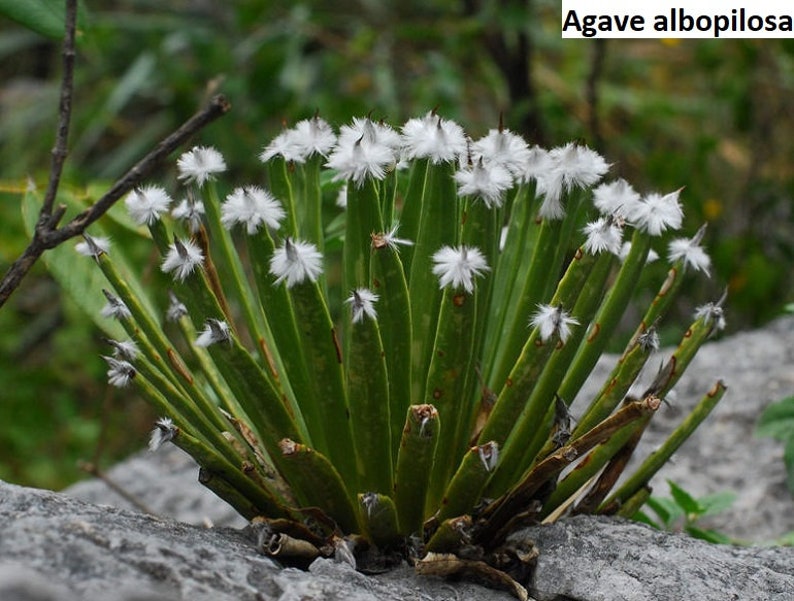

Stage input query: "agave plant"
[{"left": 52, "top": 112, "right": 725, "bottom": 594}]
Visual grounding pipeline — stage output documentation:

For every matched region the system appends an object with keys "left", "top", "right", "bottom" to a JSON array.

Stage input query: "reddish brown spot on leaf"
[{"left": 331, "top": 328, "right": 343, "bottom": 363}]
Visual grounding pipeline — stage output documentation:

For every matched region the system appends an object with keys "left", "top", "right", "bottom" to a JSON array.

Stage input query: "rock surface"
[
  {"left": 68, "top": 316, "right": 794, "bottom": 541},
  {"left": 525, "top": 515, "right": 794, "bottom": 601},
  {"left": 1, "top": 481, "right": 793, "bottom": 601}
]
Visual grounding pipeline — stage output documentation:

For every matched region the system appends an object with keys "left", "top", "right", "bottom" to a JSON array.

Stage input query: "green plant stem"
[
  {"left": 476, "top": 328, "right": 556, "bottom": 452},
  {"left": 398, "top": 158, "right": 430, "bottom": 273},
  {"left": 246, "top": 228, "right": 314, "bottom": 445},
  {"left": 623, "top": 260, "right": 686, "bottom": 353},
  {"left": 97, "top": 255, "right": 231, "bottom": 435},
  {"left": 614, "top": 486, "right": 653, "bottom": 518},
  {"left": 511, "top": 249, "right": 617, "bottom": 472},
  {"left": 481, "top": 183, "right": 533, "bottom": 374},
  {"left": 572, "top": 333, "right": 656, "bottom": 439},
  {"left": 656, "top": 311, "right": 724, "bottom": 399},
  {"left": 539, "top": 412, "right": 648, "bottom": 519},
  {"left": 486, "top": 248, "right": 609, "bottom": 494},
  {"left": 147, "top": 219, "right": 228, "bottom": 328},
  {"left": 203, "top": 333, "right": 305, "bottom": 461},
  {"left": 298, "top": 155, "right": 324, "bottom": 250},
  {"left": 573, "top": 410, "right": 650, "bottom": 515},
  {"left": 601, "top": 380, "right": 726, "bottom": 512},
  {"left": 174, "top": 315, "right": 235, "bottom": 411}
]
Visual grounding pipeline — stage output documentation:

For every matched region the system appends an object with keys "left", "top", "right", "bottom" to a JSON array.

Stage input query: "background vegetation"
[{"left": 1, "top": 0, "right": 792, "bottom": 489}]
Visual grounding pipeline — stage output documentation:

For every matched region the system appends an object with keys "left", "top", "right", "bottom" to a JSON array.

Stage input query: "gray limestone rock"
[
  {"left": 0, "top": 481, "right": 512, "bottom": 601},
  {"left": 2, "top": 481, "right": 793, "bottom": 601},
  {"left": 522, "top": 515, "right": 794, "bottom": 601}
]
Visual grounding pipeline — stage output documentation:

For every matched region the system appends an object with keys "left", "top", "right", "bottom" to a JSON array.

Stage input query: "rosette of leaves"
[{"left": 31, "top": 112, "right": 728, "bottom": 596}]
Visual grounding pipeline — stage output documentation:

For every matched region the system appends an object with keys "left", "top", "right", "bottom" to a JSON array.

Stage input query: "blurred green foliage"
[
  {"left": 1, "top": 0, "right": 793, "bottom": 490},
  {"left": 633, "top": 480, "right": 737, "bottom": 545}
]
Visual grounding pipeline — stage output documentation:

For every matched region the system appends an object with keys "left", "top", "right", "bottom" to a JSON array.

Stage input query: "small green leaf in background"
[
  {"left": 668, "top": 479, "right": 702, "bottom": 519},
  {"left": 756, "top": 395, "right": 794, "bottom": 494},
  {"left": 785, "top": 437, "right": 794, "bottom": 496},
  {"left": 0, "top": 0, "right": 86, "bottom": 40},
  {"left": 634, "top": 481, "right": 737, "bottom": 544},
  {"left": 756, "top": 396, "right": 794, "bottom": 442}
]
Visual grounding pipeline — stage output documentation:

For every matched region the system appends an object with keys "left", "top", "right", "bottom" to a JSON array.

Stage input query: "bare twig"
[
  {"left": 0, "top": 5, "right": 231, "bottom": 309},
  {"left": 39, "top": 0, "right": 77, "bottom": 224}
]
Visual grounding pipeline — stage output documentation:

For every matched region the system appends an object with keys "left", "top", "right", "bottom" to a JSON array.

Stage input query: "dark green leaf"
[
  {"left": 631, "top": 510, "right": 661, "bottom": 530},
  {"left": 756, "top": 396, "right": 794, "bottom": 442},
  {"left": 668, "top": 480, "right": 704, "bottom": 518},
  {"left": 698, "top": 491, "right": 737, "bottom": 518},
  {"left": 644, "top": 496, "right": 679, "bottom": 528},
  {"left": 0, "top": 0, "right": 85, "bottom": 40},
  {"left": 685, "top": 525, "right": 733, "bottom": 545}
]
